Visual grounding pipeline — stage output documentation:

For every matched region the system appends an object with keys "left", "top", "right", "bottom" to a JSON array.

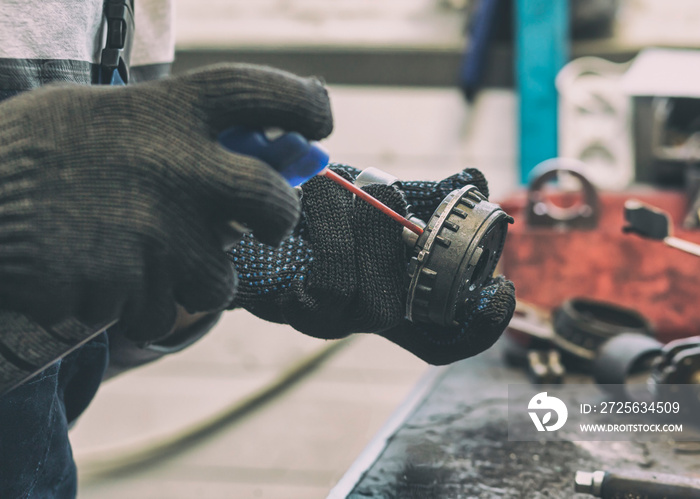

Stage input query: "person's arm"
[{"left": 0, "top": 63, "right": 332, "bottom": 392}]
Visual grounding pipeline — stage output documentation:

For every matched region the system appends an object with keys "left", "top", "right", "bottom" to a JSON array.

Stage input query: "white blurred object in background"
[{"left": 557, "top": 57, "right": 632, "bottom": 190}]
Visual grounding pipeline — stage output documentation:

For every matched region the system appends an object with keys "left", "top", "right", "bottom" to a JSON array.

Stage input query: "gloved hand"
[
  {"left": 0, "top": 63, "right": 333, "bottom": 347},
  {"left": 229, "top": 165, "right": 515, "bottom": 365}
]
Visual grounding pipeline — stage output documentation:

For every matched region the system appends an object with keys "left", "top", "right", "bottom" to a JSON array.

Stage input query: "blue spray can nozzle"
[{"left": 218, "top": 127, "right": 329, "bottom": 187}]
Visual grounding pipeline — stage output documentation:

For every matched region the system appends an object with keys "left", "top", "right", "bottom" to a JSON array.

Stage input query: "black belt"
[{"left": 99, "top": 0, "right": 135, "bottom": 84}]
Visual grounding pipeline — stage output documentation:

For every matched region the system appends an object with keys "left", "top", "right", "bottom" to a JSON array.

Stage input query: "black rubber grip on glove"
[{"left": 229, "top": 165, "right": 516, "bottom": 365}]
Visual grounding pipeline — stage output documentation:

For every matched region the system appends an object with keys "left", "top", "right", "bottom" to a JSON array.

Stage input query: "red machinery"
[{"left": 499, "top": 168, "right": 700, "bottom": 343}]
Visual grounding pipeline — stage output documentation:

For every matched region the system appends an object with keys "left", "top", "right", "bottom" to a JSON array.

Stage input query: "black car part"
[{"left": 404, "top": 185, "right": 513, "bottom": 327}]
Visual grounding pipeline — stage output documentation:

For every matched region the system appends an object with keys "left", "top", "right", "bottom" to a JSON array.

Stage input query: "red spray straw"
[{"left": 321, "top": 169, "right": 424, "bottom": 236}]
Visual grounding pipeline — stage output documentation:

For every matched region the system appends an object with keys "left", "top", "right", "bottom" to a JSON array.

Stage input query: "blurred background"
[{"left": 72, "top": 1, "right": 700, "bottom": 497}]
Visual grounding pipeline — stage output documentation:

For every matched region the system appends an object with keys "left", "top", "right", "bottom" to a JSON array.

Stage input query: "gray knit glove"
[
  {"left": 0, "top": 63, "right": 332, "bottom": 349},
  {"left": 230, "top": 165, "right": 515, "bottom": 365}
]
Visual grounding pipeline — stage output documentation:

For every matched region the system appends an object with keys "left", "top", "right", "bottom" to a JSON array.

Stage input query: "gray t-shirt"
[{"left": 0, "top": 0, "right": 175, "bottom": 92}]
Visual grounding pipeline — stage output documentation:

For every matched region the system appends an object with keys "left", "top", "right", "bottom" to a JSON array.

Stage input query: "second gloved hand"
[
  {"left": 0, "top": 63, "right": 333, "bottom": 344},
  {"left": 229, "top": 165, "right": 515, "bottom": 365}
]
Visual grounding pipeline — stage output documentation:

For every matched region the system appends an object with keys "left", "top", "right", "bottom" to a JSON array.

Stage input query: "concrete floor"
[
  {"left": 70, "top": 86, "right": 518, "bottom": 499},
  {"left": 73, "top": 311, "right": 430, "bottom": 498}
]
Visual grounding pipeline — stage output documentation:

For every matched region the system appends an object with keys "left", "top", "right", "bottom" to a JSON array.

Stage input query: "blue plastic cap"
[{"left": 218, "top": 128, "right": 329, "bottom": 187}]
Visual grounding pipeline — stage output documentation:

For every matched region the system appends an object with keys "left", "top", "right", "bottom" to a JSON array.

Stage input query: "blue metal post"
[{"left": 515, "top": 0, "right": 569, "bottom": 184}]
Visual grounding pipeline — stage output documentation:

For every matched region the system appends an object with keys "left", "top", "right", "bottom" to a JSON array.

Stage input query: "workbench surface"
[{"left": 330, "top": 341, "right": 700, "bottom": 498}]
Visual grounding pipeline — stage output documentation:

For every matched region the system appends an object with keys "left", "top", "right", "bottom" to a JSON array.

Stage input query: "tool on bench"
[
  {"left": 624, "top": 199, "right": 700, "bottom": 257},
  {"left": 590, "top": 332, "right": 700, "bottom": 422},
  {"left": 588, "top": 332, "right": 700, "bottom": 424},
  {"left": 526, "top": 349, "right": 565, "bottom": 384},
  {"left": 505, "top": 299, "right": 654, "bottom": 382},
  {"left": 504, "top": 302, "right": 569, "bottom": 383},
  {"left": 593, "top": 332, "right": 664, "bottom": 402},
  {"left": 650, "top": 336, "right": 700, "bottom": 415},
  {"left": 651, "top": 336, "right": 700, "bottom": 386},
  {"left": 0, "top": 128, "right": 513, "bottom": 396},
  {"left": 574, "top": 469, "right": 700, "bottom": 498},
  {"left": 506, "top": 298, "right": 700, "bottom": 409}
]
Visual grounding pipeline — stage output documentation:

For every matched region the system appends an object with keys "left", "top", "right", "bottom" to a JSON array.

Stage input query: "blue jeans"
[{"left": 0, "top": 334, "right": 109, "bottom": 499}]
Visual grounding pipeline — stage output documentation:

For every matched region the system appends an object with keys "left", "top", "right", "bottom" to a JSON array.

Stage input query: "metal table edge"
[{"left": 326, "top": 364, "right": 450, "bottom": 499}]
